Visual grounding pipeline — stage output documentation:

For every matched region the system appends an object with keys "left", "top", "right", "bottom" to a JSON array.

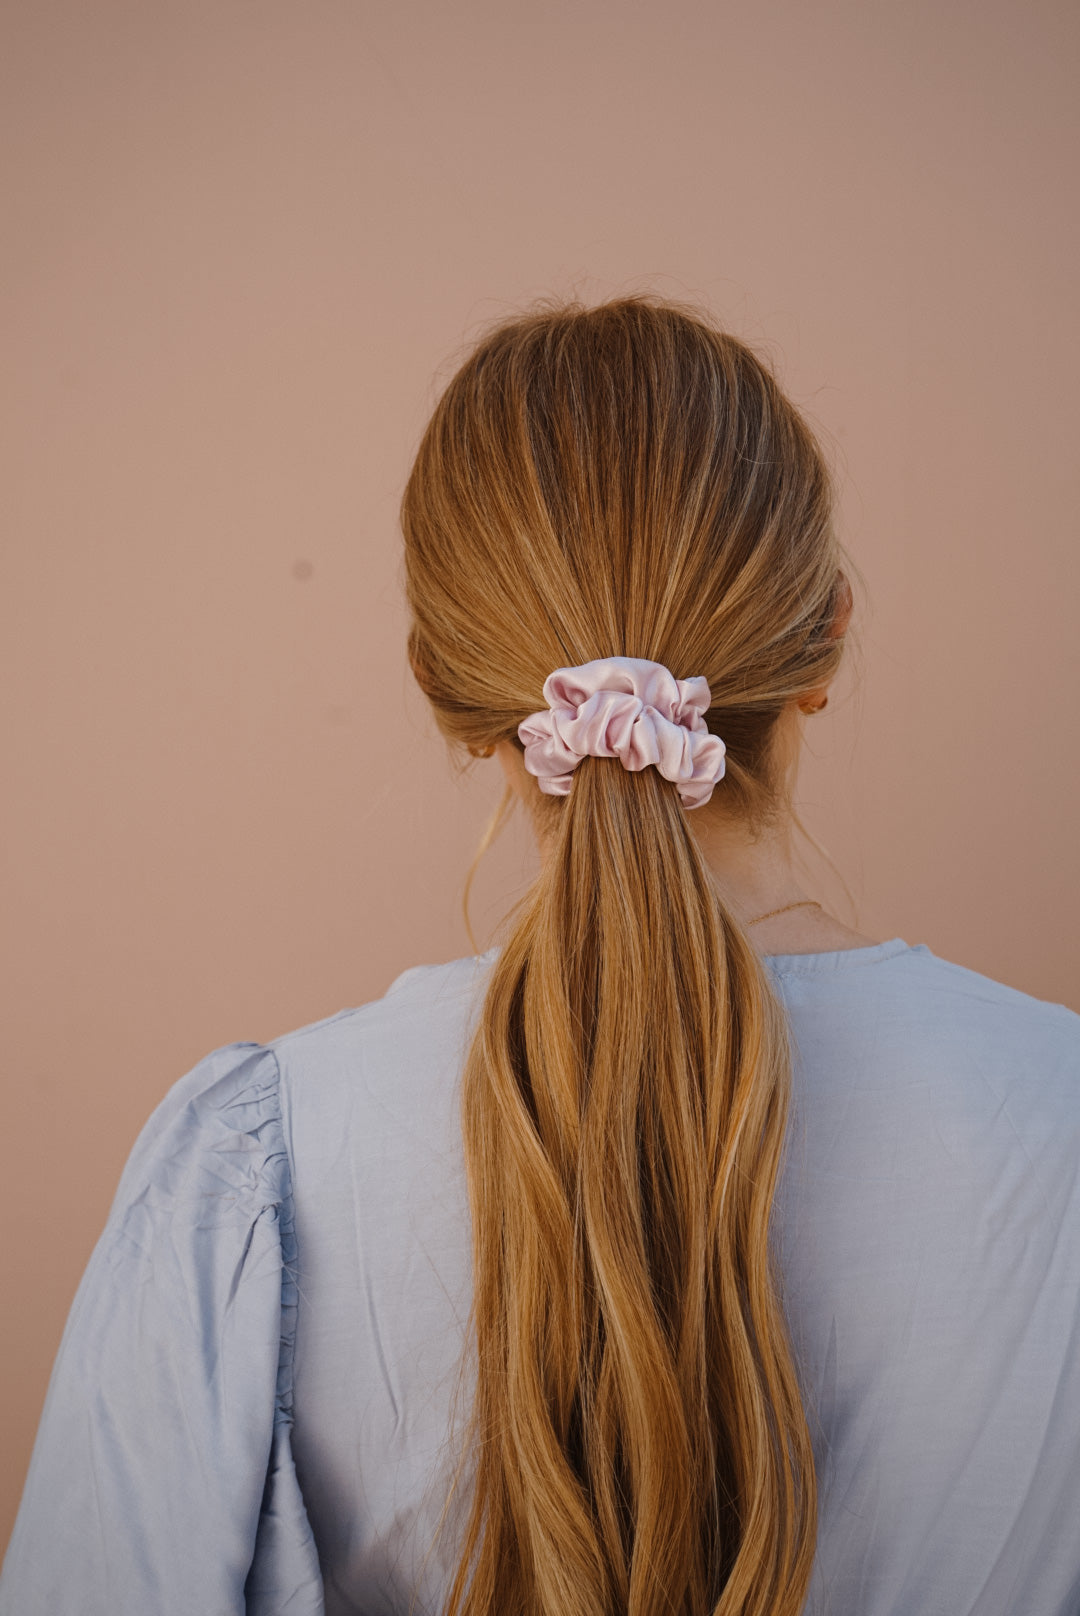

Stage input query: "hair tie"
[{"left": 517, "top": 656, "right": 727, "bottom": 809}]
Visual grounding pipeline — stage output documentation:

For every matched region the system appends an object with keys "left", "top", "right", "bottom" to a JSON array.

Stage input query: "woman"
[{"left": 3, "top": 298, "right": 1079, "bottom": 1616}]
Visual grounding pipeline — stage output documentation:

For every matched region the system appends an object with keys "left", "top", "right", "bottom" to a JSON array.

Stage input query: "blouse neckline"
[
  {"left": 763, "top": 936, "right": 921, "bottom": 974},
  {"left": 475, "top": 937, "right": 921, "bottom": 976}
]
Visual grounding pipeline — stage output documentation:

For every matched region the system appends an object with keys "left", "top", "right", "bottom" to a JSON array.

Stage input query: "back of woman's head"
[{"left": 402, "top": 297, "right": 848, "bottom": 1616}]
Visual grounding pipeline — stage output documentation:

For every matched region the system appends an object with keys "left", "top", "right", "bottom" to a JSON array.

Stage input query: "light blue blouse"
[{"left": 3, "top": 938, "right": 1080, "bottom": 1615}]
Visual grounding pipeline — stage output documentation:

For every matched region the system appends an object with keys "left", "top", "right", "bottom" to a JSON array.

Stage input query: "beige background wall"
[{"left": 3, "top": 0, "right": 1077, "bottom": 1542}]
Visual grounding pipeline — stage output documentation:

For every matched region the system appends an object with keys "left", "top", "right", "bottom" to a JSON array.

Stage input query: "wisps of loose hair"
[{"left": 402, "top": 297, "right": 848, "bottom": 1615}]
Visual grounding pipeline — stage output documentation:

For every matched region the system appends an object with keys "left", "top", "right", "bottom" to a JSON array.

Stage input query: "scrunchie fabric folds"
[{"left": 517, "top": 656, "right": 727, "bottom": 809}]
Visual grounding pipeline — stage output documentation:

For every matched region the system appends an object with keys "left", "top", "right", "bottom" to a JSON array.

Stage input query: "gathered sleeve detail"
[{"left": 0, "top": 1043, "right": 325, "bottom": 1616}]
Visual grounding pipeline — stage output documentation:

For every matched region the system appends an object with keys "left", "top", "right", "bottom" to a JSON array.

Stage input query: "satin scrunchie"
[{"left": 517, "top": 656, "right": 727, "bottom": 809}]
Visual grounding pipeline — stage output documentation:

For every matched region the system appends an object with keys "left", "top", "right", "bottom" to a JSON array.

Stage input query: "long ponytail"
[{"left": 402, "top": 297, "right": 847, "bottom": 1614}]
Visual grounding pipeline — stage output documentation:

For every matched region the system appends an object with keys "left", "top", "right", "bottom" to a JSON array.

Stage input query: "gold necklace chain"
[{"left": 746, "top": 899, "right": 822, "bottom": 927}]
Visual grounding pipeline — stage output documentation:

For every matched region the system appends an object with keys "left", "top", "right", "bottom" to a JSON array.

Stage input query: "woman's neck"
[
  {"left": 688, "top": 803, "right": 880, "bottom": 957},
  {"left": 497, "top": 735, "right": 881, "bottom": 958}
]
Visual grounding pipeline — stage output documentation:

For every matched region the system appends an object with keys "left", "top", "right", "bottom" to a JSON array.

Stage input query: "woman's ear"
[{"left": 796, "top": 574, "right": 852, "bottom": 716}]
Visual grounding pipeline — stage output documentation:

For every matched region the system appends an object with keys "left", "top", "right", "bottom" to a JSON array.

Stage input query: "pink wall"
[{"left": 3, "top": 0, "right": 1078, "bottom": 1540}]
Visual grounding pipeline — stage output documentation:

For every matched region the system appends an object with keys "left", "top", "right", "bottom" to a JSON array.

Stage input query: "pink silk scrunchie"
[{"left": 517, "top": 656, "right": 727, "bottom": 809}]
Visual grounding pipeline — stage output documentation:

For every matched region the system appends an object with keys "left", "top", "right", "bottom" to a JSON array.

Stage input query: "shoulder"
[
  {"left": 775, "top": 938, "right": 1080, "bottom": 1057},
  {"left": 266, "top": 951, "right": 496, "bottom": 1115},
  {"left": 274, "top": 950, "right": 497, "bottom": 1050},
  {"left": 774, "top": 939, "right": 1080, "bottom": 1138},
  {"left": 887, "top": 952, "right": 1080, "bottom": 1150},
  {"left": 126, "top": 952, "right": 492, "bottom": 1157},
  {"left": 98, "top": 952, "right": 492, "bottom": 1237},
  {"left": 106, "top": 1040, "right": 289, "bottom": 1237},
  {"left": 252, "top": 954, "right": 495, "bottom": 1275},
  {"left": 885, "top": 944, "right": 1080, "bottom": 1072}
]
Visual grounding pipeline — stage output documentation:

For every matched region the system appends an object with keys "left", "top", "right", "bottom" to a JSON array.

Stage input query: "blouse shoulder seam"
[{"left": 252, "top": 1044, "right": 300, "bottom": 1425}]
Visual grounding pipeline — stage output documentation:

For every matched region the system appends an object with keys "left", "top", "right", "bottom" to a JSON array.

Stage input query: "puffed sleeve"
[{"left": 0, "top": 1042, "right": 325, "bottom": 1616}]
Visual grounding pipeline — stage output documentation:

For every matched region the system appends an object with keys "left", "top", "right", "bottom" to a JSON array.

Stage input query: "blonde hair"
[{"left": 402, "top": 297, "right": 847, "bottom": 1614}]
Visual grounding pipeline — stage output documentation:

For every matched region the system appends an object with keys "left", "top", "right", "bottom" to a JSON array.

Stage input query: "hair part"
[{"left": 402, "top": 296, "right": 847, "bottom": 1614}]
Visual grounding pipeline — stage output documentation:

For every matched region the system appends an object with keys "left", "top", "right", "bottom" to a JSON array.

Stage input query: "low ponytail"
[
  {"left": 402, "top": 297, "right": 848, "bottom": 1613},
  {"left": 450, "top": 760, "right": 813, "bottom": 1614}
]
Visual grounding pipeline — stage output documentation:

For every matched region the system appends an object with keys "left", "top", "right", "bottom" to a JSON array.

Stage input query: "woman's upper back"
[
  {"left": 280, "top": 938, "right": 1080, "bottom": 1614},
  {"left": 4, "top": 938, "right": 1079, "bottom": 1616}
]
